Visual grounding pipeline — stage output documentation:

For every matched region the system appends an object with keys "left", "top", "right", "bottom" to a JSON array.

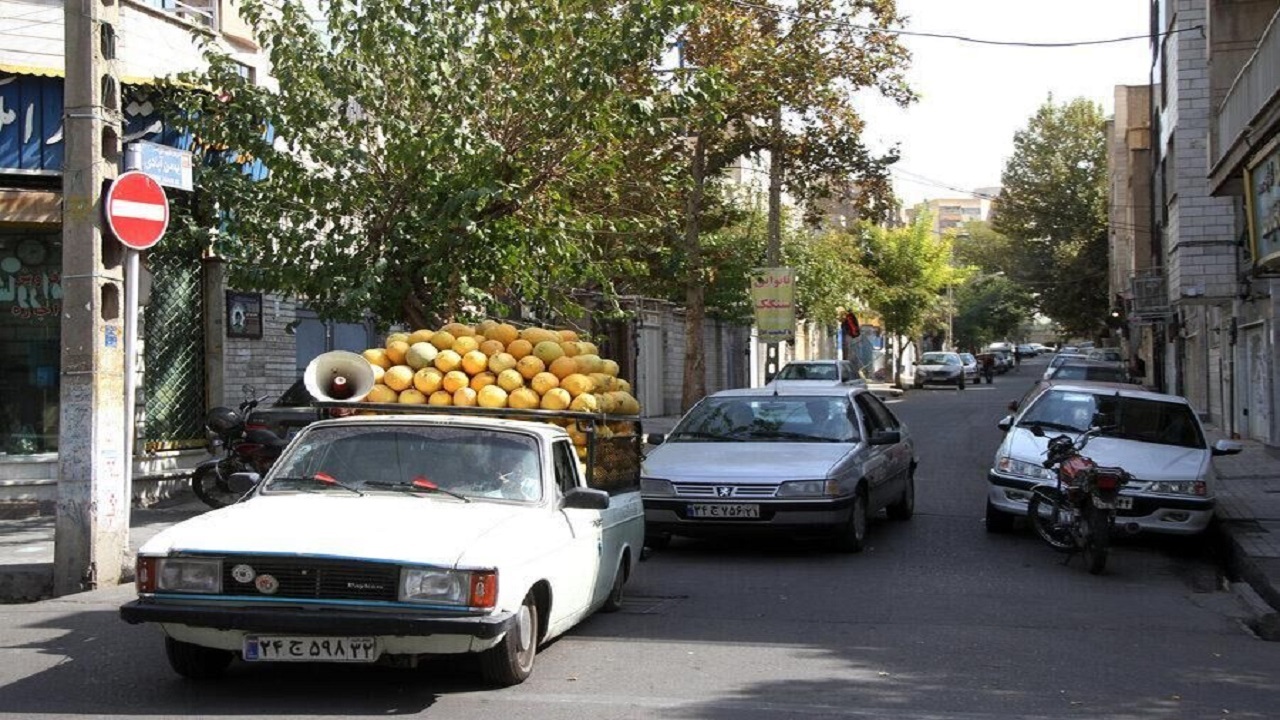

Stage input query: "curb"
[
  {"left": 0, "top": 564, "right": 52, "bottom": 604},
  {"left": 1219, "top": 519, "right": 1280, "bottom": 618}
]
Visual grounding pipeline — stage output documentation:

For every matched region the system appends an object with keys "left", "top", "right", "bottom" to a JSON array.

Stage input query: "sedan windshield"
[
  {"left": 264, "top": 425, "right": 543, "bottom": 502},
  {"left": 1019, "top": 390, "right": 1204, "bottom": 448},
  {"left": 671, "top": 396, "right": 859, "bottom": 443},
  {"left": 920, "top": 352, "right": 959, "bottom": 366}
]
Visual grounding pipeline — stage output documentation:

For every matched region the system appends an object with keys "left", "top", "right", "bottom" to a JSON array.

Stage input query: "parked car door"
[
  {"left": 856, "top": 393, "right": 911, "bottom": 507},
  {"left": 852, "top": 394, "right": 895, "bottom": 508},
  {"left": 551, "top": 440, "right": 606, "bottom": 617}
]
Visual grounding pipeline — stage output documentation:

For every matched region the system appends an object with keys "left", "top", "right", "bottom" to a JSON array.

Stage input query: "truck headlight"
[
  {"left": 156, "top": 557, "right": 222, "bottom": 594},
  {"left": 640, "top": 477, "right": 674, "bottom": 496},
  {"left": 776, "top": 479, "right": 841, "bottom": 497},
  {"left": 400, "top": 567, "right": 497, "bottom": 609},
  {"left": 996, "top": 456, "right": 1056, "bottom": 481}
]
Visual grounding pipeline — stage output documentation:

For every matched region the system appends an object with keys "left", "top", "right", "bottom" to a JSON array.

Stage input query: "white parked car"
[
  {"left": 913, "top": 351, "right": 967, "bottom": 389},
  {"left": 985, "top": 381, "right": 1242, "bottom": 536},
  {"left": 642, "top": 386, "right": 917, "bottom": 552},
  {"left": 121, "top": 412, "right": 644, "bottom": 686},
  {"left": 766, "top": 360, "right": 867, "bottom": 390},
  {"left": 958, "top": 353, "right": 980, "bottom": 383}
]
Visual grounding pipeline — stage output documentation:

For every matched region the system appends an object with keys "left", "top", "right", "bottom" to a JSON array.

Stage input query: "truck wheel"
[
  {"left": 601, "top": 557, "right": 628, "bottom": 613},
  {"left": 165, "top": 637, "right": 233, "bottom": 680},
  {"left": 480, "top": 592, "right": 538, "bottom": 687}
]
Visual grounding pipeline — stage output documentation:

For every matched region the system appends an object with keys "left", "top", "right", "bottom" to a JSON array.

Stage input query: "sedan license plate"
[
  {"left": 1116, "top": 496, "right": 1133, "bottom": 510},
  {"left": 687, "top": 503, "right": 759, "bottom": 519},
  {"left": 244, "top": 636, "right": 378, "bottom": 663}
]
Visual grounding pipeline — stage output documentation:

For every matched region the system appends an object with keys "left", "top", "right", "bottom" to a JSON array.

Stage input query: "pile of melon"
[{"left": 358, "top": 321, "right": 639, "bottom": 413}]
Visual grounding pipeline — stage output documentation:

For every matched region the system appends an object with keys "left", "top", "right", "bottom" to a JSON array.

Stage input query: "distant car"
[
  {"left": 1042, "top": 354, "right": 1078, "bottom": 380},
  {"left": 1087, "top": 348, "right": 1124, "bottom": 363},
  {"left": 913, "top": 351, "right": 967, "bottom": 389},
  {"left": 1044, "top": 359, "right": 1129, "bottom": 384},
  {"left": 985, "top": 380, "right": 1242, "bottom": 536},
  {"left": 767, "top": 360, "right": 866, "bottom": 390},
  {"left": 641, "top": 386, "right": 917, "bottom": 552},
  {"left": 958, "top": 353, "right": 980, "bottom": 383},
  {"left": 1015, "top": 344, "right": 1037, "bottom": 358}
]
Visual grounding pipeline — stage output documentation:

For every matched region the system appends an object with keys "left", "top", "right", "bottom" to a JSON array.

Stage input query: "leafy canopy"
[
  {"left": 165, "top": 0, "right": 697, "bottom": 326},
  {"left": 992, "top": 97, "right": 1108, "bottom": 337}
]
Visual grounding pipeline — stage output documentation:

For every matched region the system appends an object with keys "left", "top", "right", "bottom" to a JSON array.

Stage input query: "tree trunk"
[{"left": 681, "top": 134, "right": 707, "bottom": 412}]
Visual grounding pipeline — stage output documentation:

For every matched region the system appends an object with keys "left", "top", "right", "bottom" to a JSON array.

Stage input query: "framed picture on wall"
[{"left": 226, "top": 291, "right": 263, "bottom": 339}]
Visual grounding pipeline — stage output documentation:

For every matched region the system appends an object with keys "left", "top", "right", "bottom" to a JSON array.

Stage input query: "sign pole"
[{"left": 123, "top": 249, "right": 140, "bottom": 501}]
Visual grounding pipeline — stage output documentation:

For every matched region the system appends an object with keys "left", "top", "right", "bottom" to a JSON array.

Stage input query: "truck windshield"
[{"left": 264, "top": 425, "right": 543, "bottom": 502}]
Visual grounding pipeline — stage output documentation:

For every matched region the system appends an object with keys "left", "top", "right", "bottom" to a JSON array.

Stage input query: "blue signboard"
[
  {"left": 1, "top": 74, "right": 269, "bottom": 181},
  {"left": 126, "top": 141, "right": 193, "bottom": 191}
]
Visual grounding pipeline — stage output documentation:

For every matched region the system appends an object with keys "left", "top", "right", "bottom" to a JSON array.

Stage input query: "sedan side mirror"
[
  {"left": 646, "top": 433, "right": 665, "bottom": 446},
  {"left": 1211, "top": 439, "right": 1244, "bottom": 456},
  {"left": 562, "top": 486, "right": 610, "bottom": 510},
  {"left": 997, "top": 415, "right": 1014, "bottom": 432},
  {"left": 869, "top": 430, "right": 901, "bottom": 446},
  {"left": 227, "top": 472, "right": 260, "bottom": 496}
]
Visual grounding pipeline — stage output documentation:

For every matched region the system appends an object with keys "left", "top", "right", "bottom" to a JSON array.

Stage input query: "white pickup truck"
[{"left": 120, "top": 407, "right": 644, "bottom": 686}]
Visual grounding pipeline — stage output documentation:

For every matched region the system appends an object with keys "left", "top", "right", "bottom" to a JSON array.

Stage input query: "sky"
[{"left": 858, "top": 0, "right": 1153, "bottom": 207}]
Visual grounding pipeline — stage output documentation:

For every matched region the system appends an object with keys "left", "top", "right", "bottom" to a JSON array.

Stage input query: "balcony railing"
[
  {"left": 1130, "top": 268, "right": 1169, "bottom": 320},
  {"left": 1214, "top": 8, "right": 1280, "bottom": 172},
  {"left": 143, "top": 0, "right": 218, "bottom": 29}
]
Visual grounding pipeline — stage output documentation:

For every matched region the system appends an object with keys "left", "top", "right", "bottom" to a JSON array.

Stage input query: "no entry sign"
[{"left": 104, "top": 171, "right": 169, "bottom": 250}]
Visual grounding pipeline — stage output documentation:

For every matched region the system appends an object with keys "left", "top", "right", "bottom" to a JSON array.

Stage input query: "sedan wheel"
[
  {"left": 887, "top": 471, "right": 914, "bottom": 521},
  {"left": 833, "top": 490, "right": 868, "bottom": 553}
]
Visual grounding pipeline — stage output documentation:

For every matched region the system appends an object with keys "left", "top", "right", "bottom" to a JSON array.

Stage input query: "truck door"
[{"left": 553, "top": 440, "right": 603, "bottom": 616}]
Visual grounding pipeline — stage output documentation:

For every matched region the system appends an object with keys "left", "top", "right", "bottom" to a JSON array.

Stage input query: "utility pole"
[
  {"left": 56, "top": 0, "right": 129, "bottom": 595},
  {"left": 764, "top": 105, "right": 783, "bottom": 382}
]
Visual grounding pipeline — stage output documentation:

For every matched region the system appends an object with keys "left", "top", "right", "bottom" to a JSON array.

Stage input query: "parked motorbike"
[
  {"left": 1025, "top": 424, "right": 1131, "bottom": 575},
  {"left": 192, "top": 390, "right": 287, "bottom": 509}
]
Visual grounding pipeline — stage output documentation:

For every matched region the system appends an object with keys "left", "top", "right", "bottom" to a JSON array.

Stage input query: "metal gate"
[
  {"left": 140, "top": 250, "right": 206, "bottom": 451},
  {"left": 636, "top": 312, "right": 664, "bottom": 417}
]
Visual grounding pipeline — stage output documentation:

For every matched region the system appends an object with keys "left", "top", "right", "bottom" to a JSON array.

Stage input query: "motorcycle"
[
  {"left": 1025, "top": 424, "right": 1131, "bottom": 575},
  {"left": 191, "top": 389, "right": 287, "bottom": 509}
]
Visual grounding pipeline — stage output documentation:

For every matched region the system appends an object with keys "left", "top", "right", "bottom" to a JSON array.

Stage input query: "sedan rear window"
[{"left": 776, "top": 363, "right": 838, "bottom": 381}]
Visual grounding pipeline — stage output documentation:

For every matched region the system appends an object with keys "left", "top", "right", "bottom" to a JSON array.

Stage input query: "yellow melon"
[
  {"left": 531, "top": 372, "right": 560, "bottom": 395},
  {"left": 488, "top": 352, "right": 517, "bottom": 374},
  {"left": 405, "top": 342, "right": 438, "bottom": 370},
  {"left": 479, "top": 339, "right": 506, "bottom": 357},
  {"left": 559, "top": 341, "right": 581, "bottom": 357},
  {"left": 476, "top": 319, "right": 499, "bottom": 337},
  {"left": 561, "top": 373, "right": 595, "bottom": 397},
  {"left": 610, "top": 391, "right": 640, "bottom": 415},
  {"left": 540, "top": 387, "right": 571, "bottom": 411},
  {"left": 579, "top": 342, "right": 599, "bottom": 356},
  {"left": 487, "top": 323, "right": 520, "bottom": 345},
  {"left": 366, "top": 384, "right": 398, "bottom": 403},
  {"left": 569, "top": 393, "right": 598, "bottom": 412},
  {"left": 507, "top": 338, "right": 534, "bottom": 360},
  {"left": 383, "top": 365, "right": 415, "bottom": 391},
  {"left": 600, "top": 359, "right": 619, "bottom": 377},
  {"left": 399, "top": 388, "right": 427, "bottom": 404},
  {"left": 516, "top": 355, "right": 545, "bottom": 380},
  {"left": 469, "top": 371, "right": 497, "bottom": 391},
  {"left": 461, "top": 350, "right": 489, "bottom": 375},
  {"left": 386, "top": 331, "right": 410, "bottom": 346},
  {"left": 548, "top": 355, "right": 578, "bottom": 380},
  {"left": 442, "top": 370, "right": 470, "bottom": 394},
  {"left": 428, "top": 390, "right": 453, "bottom": 406},
  {"left": 509, "top": 387, "right": 540, "bottom": 409},
  {"left": 413, "top": 367, "right": 443, "bottom": 394},
  {"left": 533, "top": 340, "right": 564, "bottom": 365},
  {"left": 385, "top": 340, "right": 410, "bottom": 365},
  {"left": 520, "top": 327, "right": 558, "bottom": 345},
  {"left": 452, "top": 335, "right": 480, "bottom": 356},
  {"left": 588, "top": 372, "right": 614, "bottom": 392},
  {"left": 558, "top": 329, "right": 579, "bottom": 342},
  {"left": 575, "top": 354, "right": 603, "bottom": 374},
  {"left": 363, "top": 348, "right": 392, "bottom": 370},
  {"left": 452, "top": 387, "right": 478, "bottom": 406},
  {"left": 595, "top": 392, "right": 618, "bottom": 414},
  {"left": 615, "top": 378, "right": 631, "bottom": 393},
  {"left": 434, "top": 349, "right": 462, "bottom": 373},
  {"left": 370, "top": 364, "right": 386, "bottom": 384},
  {"left": 429, "top": 331, "right": 456, "bottom": 351},
  {"left": 442, "top": 322, "right": 475, "bottom": 338},
  {"left": 407, "top": 328, "right": 435, "bottom": 345},
  {"left": 497, "top": 368, "right": 524, "bottom": 392},
  {"left": 477, "top": 385, "right": 508, "bottom": 408}
]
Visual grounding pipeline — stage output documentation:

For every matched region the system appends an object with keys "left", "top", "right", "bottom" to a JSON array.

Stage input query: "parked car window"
[
  {"left": 669, "top": 396, "right": 861, "bottom": 443},
  {"left": 776, "top": 363, "right": 838, "bottom": 381},
  {"left": 1048, "top": 363, "right": 1127, "bottom": 383},
  {"left": 853, "top": 394, "right": 885, "bottom": 436},
  {"left": 1018, "top": 389, "right": 1204, "bottom": 449},
  {"left": 920, "top": 352, "right": 960, "bottom": 365},
  {"left": 858, "top": 392, "right": 900, "bottom": 431},
  {"left": 552, "top": 440, "right": 579, "bottom": 497},
  {"left": 841, "top": 361, "right": 858, "bottom": 381}
]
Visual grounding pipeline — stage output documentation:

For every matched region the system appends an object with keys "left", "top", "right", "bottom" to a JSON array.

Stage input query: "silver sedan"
[{"left": 641, "top": 386, "right": 917, "bottom": 552}]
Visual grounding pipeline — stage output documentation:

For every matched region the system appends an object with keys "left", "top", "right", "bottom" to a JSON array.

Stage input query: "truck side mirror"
[{"left": 562, "top": 487, "right": 610, "bottom": 510}]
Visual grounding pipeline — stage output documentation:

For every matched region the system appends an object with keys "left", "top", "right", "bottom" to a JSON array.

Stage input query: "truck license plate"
[
  {"left": 244, "top": 636, "right": 378, "bottom": 663},
  {"left": 687, "top": 503, "right": 759, "bottom": 519},
  {"left": 1116, "top": 496, "right": 1133, "bottom": 510}
]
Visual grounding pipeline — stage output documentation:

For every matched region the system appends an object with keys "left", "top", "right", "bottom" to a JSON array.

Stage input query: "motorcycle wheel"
[
  {"left": 191, "top": 460, "right": 245, "bottom": 509},
  {"left": 1027, "top": 488, "right": 1075, "bottom": 553},
  {"left": 1081, "top": 502, "right": 1112, "bottom": 575}
]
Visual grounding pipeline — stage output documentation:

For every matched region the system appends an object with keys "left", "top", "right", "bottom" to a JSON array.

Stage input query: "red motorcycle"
[
  {"left": 1026, "top": 425, "right": 1131, "bottom": 574},
  {"left": 191, "top": 393, "right": 287, "bottom": 508}
]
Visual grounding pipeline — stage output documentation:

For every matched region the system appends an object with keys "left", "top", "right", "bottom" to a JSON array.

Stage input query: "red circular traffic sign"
[{"left": 104, "top": 171, "right": 169, "bottom": 250}]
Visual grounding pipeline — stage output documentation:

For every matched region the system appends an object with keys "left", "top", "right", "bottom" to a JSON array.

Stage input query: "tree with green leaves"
[
  {"left": 855, "top": 214, "right": 956, "bottom": 385},
  {"left": 992, "top": 97, "right": 1108, "bottom": 337},
  {"left": 673, "top": 0, "right": 913, "bottom": 409},
  {"left": 952, "top": 272, "right": 1035, "bottom": 351},
  {"left": 163, "top": 0, "right": 697, "bottom": 328}
]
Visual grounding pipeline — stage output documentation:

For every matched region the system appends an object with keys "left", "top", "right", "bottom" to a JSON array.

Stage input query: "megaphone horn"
[{"left": 304, "top": 351, "right": 376, "bottom": 403}]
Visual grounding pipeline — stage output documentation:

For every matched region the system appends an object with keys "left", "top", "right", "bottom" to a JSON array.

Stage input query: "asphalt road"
[{"left": 1, "top": 356, "right": 1276, "bottom": 719}]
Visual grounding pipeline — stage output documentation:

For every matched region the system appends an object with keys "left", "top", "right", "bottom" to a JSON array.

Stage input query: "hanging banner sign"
[{"left": 750, "top": 267, "right": 795, "bottom": 343}]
